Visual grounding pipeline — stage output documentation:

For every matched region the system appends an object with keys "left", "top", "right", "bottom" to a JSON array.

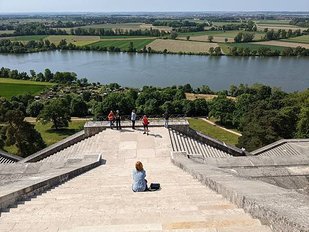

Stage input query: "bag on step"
[{"left": 149, "top": 183, "right": 160, "bottom": 191}]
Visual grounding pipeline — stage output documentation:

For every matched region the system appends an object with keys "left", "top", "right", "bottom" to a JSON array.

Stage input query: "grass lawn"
[
  {"left": 0, "top": 78, "right": 53, "bottom": 99},
  {"left": 4, "top": 120, "right": 85, "bottom": 155},
  {"left": 282, "top": 35, "right": 309, "bottom": 44},
  {"left": 90, "top": 39, "right": 155, "bottom": 51},
  {"left": 188, "top": 118, "right": 240, "bottom": 146},
  {"left": 11, "top": 35, "right": 48, "bottom": 41},
  {"left": 34, "top": 121, "right": 85, "bottom": 146}
]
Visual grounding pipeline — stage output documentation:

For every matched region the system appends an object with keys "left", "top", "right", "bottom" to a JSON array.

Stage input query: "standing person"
[
  {"left": 132, "top": 161, "right": 148, "bottom": 192},
  {"left": 115, "top": 110, "right": 121, "bottom": 130},
  {"left": 131, "top": 109, "right": 137, "bottom": 130},
  {"left": 163, "top": 111, "right": 170, "bottom": 128},
  {"left": 107, "top": 110, "right": 115, "bottom": 129},
  {"left": 142, "top": 115, "right": 149, "bottom": 135}
]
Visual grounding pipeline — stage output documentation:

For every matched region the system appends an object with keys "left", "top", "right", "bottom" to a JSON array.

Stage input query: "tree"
[
  {"left": 242, "top": 33, "right": 255, "bottom": 42},
  {"left": 297, "top": 106, "right": 309, "bottom": 138},
  {"left": 209, "top": 47, "right": 214, "bottom": 55},
  {"left": 38, "top": 99, "right": 71, "bottom": 130},
  {"left": 170, "top": 31, "right": 178, "bottom": 40},
  {"left": 214, "top": 47, "right": 222, "bottom": 56},
  {"left": 208, "top": 35, "right": 214, "bottom": 42},
  {"left": 3, "top": 110, "right": 46, "bottom": 157},
  {"left": 70, "top": 97, "right": 88, "bottom": 117},
  {"left": 234, "top": 32, "right": 243, "bottom": 43},
  {"left": 224, "top": 38, "right": 228, "bottom": 43},
  {"left": 209, "top": 96, "right": 236, "bottom": 125},
  {"left": 186, "top": 36, "right": 190, "bottom": 41},
  {"left": 26, "top": 101, "right": 44, "bottom": 117}
]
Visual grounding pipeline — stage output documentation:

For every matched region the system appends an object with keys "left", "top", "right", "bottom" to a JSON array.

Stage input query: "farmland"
[
  {"left": 220, "top": 42, "right": 289, "bottom": 53},
  {"left": 282, "top": 35, "right": 309, "bottom": 44},
  {"left": 47, "top": 35, "right": 101, "bottom": 46},
  {"left": 90, "top": 39, "right": 155, "bottom": 51},
  {"left": 0, "top": 78, "right": 53, "bottom": 99},
  {"left": 252, "top": 40, "right": 309, "bottom": 49},
  {"left": 147, "top": 39, "right": 218, "bottom": 53}
]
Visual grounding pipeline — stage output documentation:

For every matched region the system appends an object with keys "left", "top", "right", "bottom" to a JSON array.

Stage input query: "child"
[{"left": 142, "top": 115, "right": 149, "bottom": 135}]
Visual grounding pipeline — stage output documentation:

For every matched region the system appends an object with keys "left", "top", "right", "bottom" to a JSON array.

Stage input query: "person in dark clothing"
[{"left": 115, "top": 110, "right": 121, "bottom": 130}]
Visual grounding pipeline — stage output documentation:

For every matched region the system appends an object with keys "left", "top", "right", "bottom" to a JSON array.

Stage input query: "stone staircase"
[
  {"left": 0, "top": 128, "right": 272, "bottom": 232},
  {"left": 38, "top": 132, "right": 104, "bottom": 163},
  {"left": 169, "top": 128, "right": 231, "bottom": 158}
]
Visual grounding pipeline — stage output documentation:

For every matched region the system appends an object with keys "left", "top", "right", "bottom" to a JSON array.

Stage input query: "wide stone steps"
[
  {"left": 169, "top": 129, "right": 231, "bottom": 158},
  {"left": 0, "top": 128, "right": 272, "bottom": 232}
]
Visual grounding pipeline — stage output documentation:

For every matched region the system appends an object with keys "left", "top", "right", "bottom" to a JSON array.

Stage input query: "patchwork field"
[
  {"left": 0, "top": 78, "right": 53, "bottom": 99},
  {"left": 147, "top": 39, "right": 218, "bottom": 53},
  {"left": 47, "top": 35, "right": 101, "bottom": 46},
  {"left": 90, "top": 39, "right": 155, "bottom": 50},
  {"left": 252, "top": 41, "right": 309, "bottom": 49},
  {"left": 282, "top": 35, "right": 309, "bottom": 44}
]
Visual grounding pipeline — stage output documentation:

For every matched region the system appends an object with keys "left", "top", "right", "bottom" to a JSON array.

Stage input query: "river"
[{"left": 0, "top": 50, "right": 308, "bottom": 92}]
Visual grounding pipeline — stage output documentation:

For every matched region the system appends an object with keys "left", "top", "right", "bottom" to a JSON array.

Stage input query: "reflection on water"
[{"left": 1, "top": 51, "right": 308, "bottom": 92}]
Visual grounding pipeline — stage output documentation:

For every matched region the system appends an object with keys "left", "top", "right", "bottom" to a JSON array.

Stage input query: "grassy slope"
[
  {"left": 35, "top": 121, "right": 85, "bottom": 146},
  {"left": 4, "top": 121, "right": 85, "bottom": 155},
  {"left": 0, "top": 78, "right": 53, "bottom": 99},
  {"left": 188, "top": 118, "right": 240, "bottom": 146},
  {"left": 90, "top": 39, "right": 155, "bottom": 51}
]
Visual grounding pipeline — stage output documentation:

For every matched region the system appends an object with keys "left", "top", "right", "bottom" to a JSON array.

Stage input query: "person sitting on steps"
[{"left": 132, "top": 161, "right": 148, "bottom": 192}]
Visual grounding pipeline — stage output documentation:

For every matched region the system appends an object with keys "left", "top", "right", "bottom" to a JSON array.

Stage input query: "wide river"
[{"left": 0, "top": 51, "right": 308, "bottom": 92}]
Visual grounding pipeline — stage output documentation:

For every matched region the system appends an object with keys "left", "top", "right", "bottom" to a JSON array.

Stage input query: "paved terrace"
[{"left": 0, "top": 128, "right": 271, "bottom": 232}]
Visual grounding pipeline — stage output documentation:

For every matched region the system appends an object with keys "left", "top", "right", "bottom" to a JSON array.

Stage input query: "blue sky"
[{"left": 0, "top": 0, "right": 308, "bottom": 13}]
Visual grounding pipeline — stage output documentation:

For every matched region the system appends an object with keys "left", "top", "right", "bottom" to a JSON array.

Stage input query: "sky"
[{"left": 0, "top": 0, "right": 308, "bottom": 13}]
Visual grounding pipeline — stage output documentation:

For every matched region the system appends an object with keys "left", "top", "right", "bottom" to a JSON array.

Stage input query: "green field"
[
  {"left": 220, "top": 42, "right": 287, "bottom": 54},
  {"left": 179, "top": 30, "right": 265, "bottom": 38},
  {"left": 0, "top": 30, "right": 15, "bottom": 34},
  {"left": 90, "top": 39, "right": 155, "bottom": 50},
  {"left": 0, "top": 78, "right": 53, "bottom": 99},
  {"left": 4, "top": 120, "right": 85, "bottom": 155},
  {"left": 100, "top": 35, "right": 156, "bottom": 39},
  {"left": 77, "top": 23, "right": 143, "bottom": 29},
  {"left": 12, "top": 35, "right": 48, "bottom": 41},
  {"left": 188, "top": 118, "right": 240, "bottom": 146},
  {"left": 254, "top": 20, "right": 291, "bottom": 25},
  {"left": 282, "top": 35, "right": 309, "bottom": 44}
]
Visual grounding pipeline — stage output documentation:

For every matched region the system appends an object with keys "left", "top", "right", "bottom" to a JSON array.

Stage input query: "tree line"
[{"left": 229, "top": 46, "right": 309, "bottom": 56}]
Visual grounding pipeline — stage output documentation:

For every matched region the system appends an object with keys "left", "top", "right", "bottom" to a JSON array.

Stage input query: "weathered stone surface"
[
  {"left": 172, "top": 153, "right": 309, "bottom": 232},
  {"left": 0, "top": 128, "right": 271, "bottom": 232}
]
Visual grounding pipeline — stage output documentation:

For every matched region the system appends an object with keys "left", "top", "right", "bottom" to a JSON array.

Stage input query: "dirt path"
[{"left": 200, "top": 118, "right": 242, "bottom": 136}]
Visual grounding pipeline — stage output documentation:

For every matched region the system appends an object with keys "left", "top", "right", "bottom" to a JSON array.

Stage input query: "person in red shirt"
[
  {"left": 107, "top": 110, "right": 115, "bottom": 129},
  {"left": 142, "top": 115, "right": 149, "bottom": 135}
]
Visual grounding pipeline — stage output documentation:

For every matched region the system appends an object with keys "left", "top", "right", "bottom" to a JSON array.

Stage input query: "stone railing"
[{"left": 171, "top": 152, "right": 309, "bottom": 232}]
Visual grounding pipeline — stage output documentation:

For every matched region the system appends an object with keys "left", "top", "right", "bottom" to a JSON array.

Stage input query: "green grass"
[
  {"left": 11, "top": 35, "right": 48, "bottom": 41},
  {"left": 179, "top": 30, "right": 265, "bottom": 39},
  {"left": 254, "top": 20, "right": 291, "bottom": 25},
  {"left": 0, "top": 78, "right": 53, "bottom": 99},
  {"left": 100, "top": 35, "right": 156, "bottom": 39},
  {"left": 188, "top": 118, "right": 240, "bottom": 146},
  {"left": 282, "top": 35, "right": 309, "bottom": 44},
  {"left": 34, "top": 121, "right": 85, "bottom": 146},
  {"left": 220, "top": 42, "right": 288, "bottom": 53},
  {"left": 89, "top": 39, "right": 155, "bottom": 51},
  {"left": 4, "top": 121, "right": 85, "bottom": 155}
]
